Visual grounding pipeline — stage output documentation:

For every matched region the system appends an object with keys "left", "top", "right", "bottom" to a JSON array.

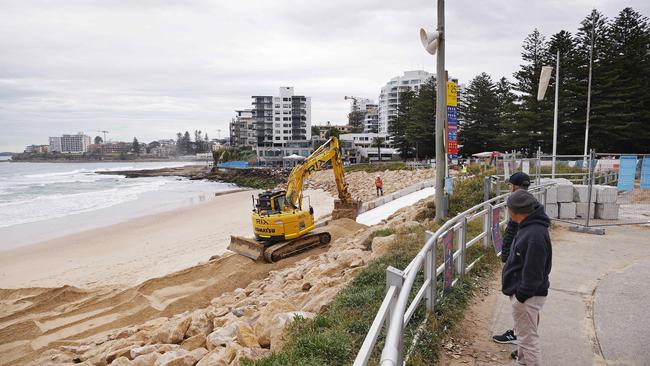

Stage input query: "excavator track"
[
  {"left": 228, "top": 228, "right": 331, "bottom": 263},
  {"left": 263, "top": 230, "right": 331, "bottom": 262}
]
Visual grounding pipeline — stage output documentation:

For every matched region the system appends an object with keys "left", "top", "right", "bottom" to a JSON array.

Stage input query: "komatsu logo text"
[{"left": 255, "top": 227, "right": 276, "bottom": 233}]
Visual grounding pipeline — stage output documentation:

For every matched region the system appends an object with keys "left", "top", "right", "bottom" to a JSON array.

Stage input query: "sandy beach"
[{"left": 0, "top": 188, "right": 334, "bottom": 289}]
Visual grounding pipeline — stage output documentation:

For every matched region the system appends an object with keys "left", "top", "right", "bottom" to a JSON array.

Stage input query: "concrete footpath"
[{"left": 491, "top": 223, "right": 650, "bottom": 365}]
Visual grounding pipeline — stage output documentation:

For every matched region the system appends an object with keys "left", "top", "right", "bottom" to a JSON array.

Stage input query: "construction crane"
[
  {"left": 344, "top": 96, "right": 363, "bottom": 113},
  {"left": 94, "top": 130, "right": 109, "bottom": 143},
  {"left": 228, "top": 137, "right": 360, "bottom": 262}
]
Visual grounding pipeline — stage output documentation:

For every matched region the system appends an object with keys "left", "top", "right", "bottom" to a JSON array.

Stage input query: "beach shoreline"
[{"left": 0, "top": 188, "right": 335, "bottom": 289}]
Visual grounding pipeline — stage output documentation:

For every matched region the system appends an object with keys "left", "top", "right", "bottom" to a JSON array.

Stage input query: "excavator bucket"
[
  {"left": 332, "top": 199, "right": 361, "bottom": 220},
  {"left": 228, "top": 236, "right": 266, "bottom": 261}
]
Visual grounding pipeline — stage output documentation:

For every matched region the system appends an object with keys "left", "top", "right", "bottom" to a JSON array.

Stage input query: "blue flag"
[
  {"left": 617, "top": 155, "right": 637, "bottom": 191},
  {"left": 641, "top": 156, "right": 650, "bottom": 190}
]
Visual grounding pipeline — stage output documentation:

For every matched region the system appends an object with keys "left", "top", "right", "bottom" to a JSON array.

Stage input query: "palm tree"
[{"left": 372, "top": 137, "right": 385, "bottom": 163}]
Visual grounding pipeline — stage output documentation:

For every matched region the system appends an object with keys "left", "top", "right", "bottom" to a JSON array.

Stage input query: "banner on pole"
[
  {"left": 491, "top": 207, "right": 503, "bottom": 255},
  {"left": 617, "top": 155, "right": 637, "bottom": 191},
  {"left": 447, "top": 81, "right": 458, "bottom": 159},
  {"left": 443, "top": 230, "right": 454, "bottom": 295}
]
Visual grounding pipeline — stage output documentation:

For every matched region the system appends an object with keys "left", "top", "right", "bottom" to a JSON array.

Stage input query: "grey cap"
[{"left": 507, "top": 190, "right": 537, "bottom": 214}]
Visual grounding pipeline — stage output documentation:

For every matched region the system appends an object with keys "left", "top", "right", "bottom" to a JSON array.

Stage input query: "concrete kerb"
[{"left": 359, "top": 180, "right": 435, "bottom": 213}]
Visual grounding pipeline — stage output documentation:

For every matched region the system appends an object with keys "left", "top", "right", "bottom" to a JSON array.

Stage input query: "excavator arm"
[{"left": 283, "top": 137, "right": 353, "bottom": 210}]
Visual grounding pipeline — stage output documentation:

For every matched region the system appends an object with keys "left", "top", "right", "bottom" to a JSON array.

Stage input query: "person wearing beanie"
[
  {"left": 502, "top": 189, "right": 553, "bottom": 366},
  {"left": 493, "top": 172, "right": 533, "bottom": 346}
]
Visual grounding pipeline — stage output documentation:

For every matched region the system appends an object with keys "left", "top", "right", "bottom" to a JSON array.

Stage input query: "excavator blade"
[
  {"left": 332, "top": 199, "right": 361, "bottom": 220},
  {"left": 228, "top": 236, "right": 266, "bottom": 261}
]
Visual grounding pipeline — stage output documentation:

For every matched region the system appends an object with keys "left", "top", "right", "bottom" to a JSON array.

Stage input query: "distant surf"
[{"left": 0, "top": 161, "right": 235, "bottom": 232}]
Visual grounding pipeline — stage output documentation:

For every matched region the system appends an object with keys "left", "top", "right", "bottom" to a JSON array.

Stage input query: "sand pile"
[
  {"left": 3, "top": 200, "right": 433, "bottom": 366},
  {"left": 0, "top": 218, "right": 377, "bottom": 366},
  {"left": 304, "top": 168, "right": 433, "bottom": 202}
]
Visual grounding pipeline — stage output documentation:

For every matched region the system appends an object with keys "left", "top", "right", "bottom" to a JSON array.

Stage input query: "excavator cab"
[{"left": 254, "top": 190, "right": 285, "bottom": 214}]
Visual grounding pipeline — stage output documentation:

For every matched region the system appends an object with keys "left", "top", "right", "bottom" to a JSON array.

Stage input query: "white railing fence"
[{"left": 353, "top": 182, "right": 554, "bottom": 366}]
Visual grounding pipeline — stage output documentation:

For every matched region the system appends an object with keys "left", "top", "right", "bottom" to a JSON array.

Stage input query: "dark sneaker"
[
  {"left": 492, "top": 329, "right": 517, "bottom": 344},
  {"left": 510, "top": 350, "right": 518, "bottom": 360}
]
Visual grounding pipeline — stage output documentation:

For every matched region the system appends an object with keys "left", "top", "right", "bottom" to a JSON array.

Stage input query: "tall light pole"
[
  {"left": 583, "top": 21, "right": 595, "bottom": 162},
  {"left": 420, "top": 0, "right": 446, "bottom": 221},
  {"left": 551, "top": 50, "right": 560, "bottom": 178}
]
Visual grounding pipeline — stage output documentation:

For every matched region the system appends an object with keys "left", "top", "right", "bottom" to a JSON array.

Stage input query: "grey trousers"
[{"left": 511, "top": 295, "right": 547, "bottom": 366}]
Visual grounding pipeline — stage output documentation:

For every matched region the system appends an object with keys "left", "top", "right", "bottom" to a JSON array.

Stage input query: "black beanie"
[
  {"left": 508, "top": 172, "right": 530, "bottom": 189},
  {"left": 507, "top": 190, "right": 537, "bottom": 214}
]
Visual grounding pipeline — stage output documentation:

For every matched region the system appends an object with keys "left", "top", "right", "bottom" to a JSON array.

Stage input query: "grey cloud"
[{"left": 1, "top": 0, "right": 649, "bottom": 151}]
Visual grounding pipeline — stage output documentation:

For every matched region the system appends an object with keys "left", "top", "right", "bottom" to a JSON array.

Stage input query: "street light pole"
[
  {"left": 551, "top": 49, "right": 559, "bottom": 178},
  {"left": 583, "top": 21, "right": 595, "bottom": 162},
  {"left": 434, "top": 0, "right": 446, "bottom": 221}
]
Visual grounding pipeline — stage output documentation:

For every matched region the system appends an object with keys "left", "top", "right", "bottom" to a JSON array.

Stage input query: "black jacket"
[
  {"left": 501, "top": 204, "right": 552, "bottom": 302},
  {"left": 501, "top": 219, "right": 518, "bottom": 263}
]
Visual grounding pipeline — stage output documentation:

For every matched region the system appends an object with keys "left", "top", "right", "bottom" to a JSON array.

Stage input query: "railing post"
[
  {"left": 424, "top": 230, "right": 436, "bottom": 312},
  {"left": 385, "top": 266, "right": 404, "bottom": 365},
  {"left": 483, "top": 203, "right": 492, "bottom": 248},
  {"left": 456, "top": 218, "right": 467, "bottom": 276}
]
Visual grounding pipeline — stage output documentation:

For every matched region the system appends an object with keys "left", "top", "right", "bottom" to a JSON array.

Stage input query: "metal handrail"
[{"left": 353, "top": 182, "right": 555, "bottom": 366}]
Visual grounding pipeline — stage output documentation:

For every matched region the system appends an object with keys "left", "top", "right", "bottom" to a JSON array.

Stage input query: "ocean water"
[{"left": 0, "top": 161, "right": 236, "bottom": 248}]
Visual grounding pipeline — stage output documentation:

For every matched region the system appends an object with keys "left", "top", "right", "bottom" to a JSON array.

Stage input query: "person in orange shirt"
[{"left": 375, "top": 175, "right": 383, "bottom": 196}]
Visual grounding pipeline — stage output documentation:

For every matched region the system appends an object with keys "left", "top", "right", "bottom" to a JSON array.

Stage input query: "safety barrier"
[{"left": 353, "top": 181, "right": 554, "bottom": 366}]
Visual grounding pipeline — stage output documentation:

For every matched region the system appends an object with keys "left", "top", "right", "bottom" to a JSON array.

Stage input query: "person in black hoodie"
[
  {"left": 493, "top": 172, "right": 531, "bottom": 345},
  {"left": 502, "top": 189, "right": 552, "bottom": 366}
]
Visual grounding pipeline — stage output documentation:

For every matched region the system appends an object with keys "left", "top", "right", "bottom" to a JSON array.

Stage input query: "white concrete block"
[
  {"left": 558, "top": 202, "right": 576, "bottom": 219},
  {"left": 573, "top": 185, "right": 596, "bottom": 203},
  {"left": 596, "top": 203, "right": 619, "bottom": 220},
  {"left": 575, "top": 202, "right": 595, "bottom": 219},
  {"left": 557, "top": 184, "right": 574, "bottom": 202},
  {"left": 545, "top": 186, "right": 557, "bottom": 204},
  {"left": 596, "top": 185, "right": 618, "bottom": 203},
  {"left": 544, "top": 203, "right": 558, "bottom": 218}
]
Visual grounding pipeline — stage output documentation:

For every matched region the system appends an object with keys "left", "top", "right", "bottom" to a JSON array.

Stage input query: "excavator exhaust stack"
[{"left": 332, "top": 199, "right": 361, "bottom": 220}]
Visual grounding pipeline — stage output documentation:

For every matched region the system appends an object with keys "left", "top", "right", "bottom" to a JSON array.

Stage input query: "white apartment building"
[
  {"left": 339, "top": 132, "right": 397, "bottom": 162},
  {"left": 247, "top": 87, "right": 312, "bottom": 166},
  {"left": 48, "top": 133, "right": 91, "bottom": 153},
  {"left": 378, "top": 70, "right": 434, "bottom": 134},
  {"left": 48, "top": 137, "right": 62, "bottom": 153}
]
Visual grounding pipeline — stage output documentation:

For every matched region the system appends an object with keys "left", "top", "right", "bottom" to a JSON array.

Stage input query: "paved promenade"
[{"left": 491, "top": 224, "right": 650, "bottom": 365}]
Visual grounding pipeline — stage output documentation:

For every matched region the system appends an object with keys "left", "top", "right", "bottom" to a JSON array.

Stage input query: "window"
[
  {"left": 275, "top": 123, "right": 280, "bottom": 127},
  {"left": 283, "top": 130, "right": 289, "bottom": 134},
  {"left": 283, "top": 98, "right": 289, "bottom": 101},
  {"left": 283, "top": 117, "right": 290, "bottom": 121},
  {"left": 283, "top": 104, "right": 289, "bottom": 108},
  {"left": 275, "top": 104, "right": 280, "bottom": 108},
  {"left": 275, "top": 130, "right": 281, "bottom": 134},
  {"left": 274, "top": 98, "right": 280, "bottom": 102},
  {"left": 275, "top": 137, "right": 280, "bottom": 140},
  {"left": 275, "top": 118, "right": 280, "bottom": 121},
  {"left": 275, "top": 110, "right": 280, "bottom": 114},
  {"left": 283, "top": 137, "right": 289, "bottom": 140}
]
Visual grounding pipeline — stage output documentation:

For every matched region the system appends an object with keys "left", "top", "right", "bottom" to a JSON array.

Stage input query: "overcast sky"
[{"left": 1, "top": 0, "right": 648, "bottom": 152}]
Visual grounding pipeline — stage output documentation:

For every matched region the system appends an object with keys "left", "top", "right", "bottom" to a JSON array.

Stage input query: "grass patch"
[{"left": 345, "top": 162, "right": 408, "bottom": 173}]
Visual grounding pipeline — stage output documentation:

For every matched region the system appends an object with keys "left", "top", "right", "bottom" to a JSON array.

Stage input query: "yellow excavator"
[{"left": 228, "top": 137, "right": 360, "bottom": 262}]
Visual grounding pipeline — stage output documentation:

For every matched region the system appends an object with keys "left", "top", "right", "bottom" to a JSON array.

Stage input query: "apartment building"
[
  {"left": 228, "top": 87, "right": 312, "bottom": 166},
  {"left": 315, "top": 121, "right": 353, "bottom": 139},
  {"left": 378, "top": 70, "right": 434, "bottom": 134},
  {"left": 339, "top": 132, "right": 397, "bottom": 162},
  {"left": 24, "top": 145, "right": 49, "bottom": 153},
  {"left": 363, "top": 103, "right": 379, "bottom": 133},
  {"left": 48, "top": 133, "right": 91, "bottom": 153},
  {"left": 229, "top": 109, "right": 256, "bottom": 148}
]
